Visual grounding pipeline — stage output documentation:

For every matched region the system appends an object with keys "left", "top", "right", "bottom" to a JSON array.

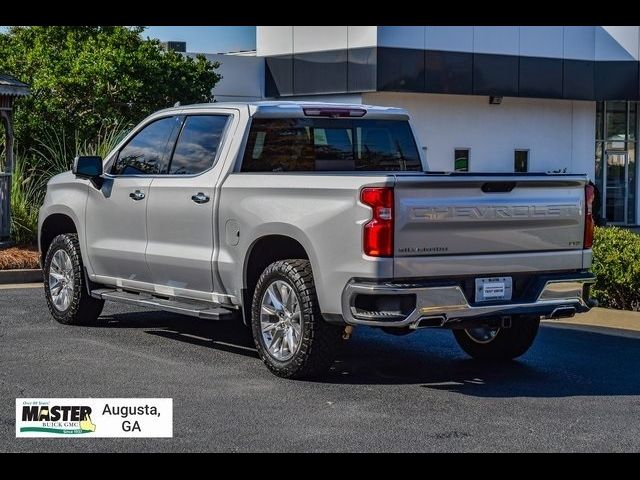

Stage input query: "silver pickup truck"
[{"left": 38, "top": 101, "right": 596, "bottom": 378}]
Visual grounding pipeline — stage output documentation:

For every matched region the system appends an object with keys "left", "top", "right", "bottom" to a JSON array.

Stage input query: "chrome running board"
[{"left": 92, "top": 289, "right": 236, "bottom": 321}]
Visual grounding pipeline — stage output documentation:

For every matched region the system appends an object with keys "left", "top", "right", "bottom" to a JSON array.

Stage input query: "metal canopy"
[
  {"left": 0, "top": 74, "right": 30, "bottom": 99},
  {"left": 1, "top": 73, "right": 30, "bottom": 240}
]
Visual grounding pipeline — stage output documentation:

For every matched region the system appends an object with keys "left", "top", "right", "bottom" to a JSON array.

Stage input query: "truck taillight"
[
  {"left": 361, "top": 187, "right": 394, "bottom": 257},
  {"left": 584, "top": 184, "right": 595, "bottom": 249}
]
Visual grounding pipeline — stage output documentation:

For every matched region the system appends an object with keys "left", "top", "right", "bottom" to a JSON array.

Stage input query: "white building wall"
[
  {"left": 571, "top": 101, "right": 597, "bottom": 180},
  {"left": 189, "top": 53, "right": 264, "bottom": 102},
  {"left": 520, "top": 26, "right": 564, "bottom": 58},
  {"left": 363, "top": 92, "right": 596, "bottom": 177},
  {"left": 563, "top": 26, "right": 595, "bottom": 60},
  {"left": 256, "top": 26, "right": 377, "bottom": 56},
  {"left": 598, "top": 27, "right": 639, "bottom": 60},
  {"left": 425, "top": 26, "right": 473, "bottom": 52},
  {"left": 293, "top": 26, "right": 348, "bottom": 53},
  {"left": 347, "top": 26, "right": 378, "bottom": 49},
  {"left": 256, "top": 26, "right": 293, "bottom": 56},
  {"left": 473, "top": 26, "right": 519, "bottom": 55},
  {"left": 255, "top": 26, "right": 640, "bottom": 61}
]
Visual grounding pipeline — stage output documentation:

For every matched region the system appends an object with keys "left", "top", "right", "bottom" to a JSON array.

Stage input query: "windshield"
[{"left": 241, "top": 117, "right": 423, "bottom": 172}]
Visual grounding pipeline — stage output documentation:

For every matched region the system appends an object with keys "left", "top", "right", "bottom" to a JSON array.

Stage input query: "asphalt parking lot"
[{"left": 1, "top": 286, "right": 640, "bottom": 452}]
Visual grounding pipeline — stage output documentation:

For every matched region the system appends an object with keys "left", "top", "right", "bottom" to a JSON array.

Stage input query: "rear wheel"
[
  {"left": 452, "top": 315, "right": 540, "bottom": 360},
  {"left": 44, "top": 234, "right": 104, "bottom": 325},
  {"left": 251, "top": 259, "right": 343, "bottom": 379}
]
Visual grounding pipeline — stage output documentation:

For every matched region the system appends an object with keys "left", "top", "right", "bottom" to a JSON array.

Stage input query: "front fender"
[{"left": 38, "top": 173, "right": 90, "bottom": 271}]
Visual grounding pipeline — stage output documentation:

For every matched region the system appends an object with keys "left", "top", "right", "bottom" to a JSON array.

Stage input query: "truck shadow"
[
  {"left": 98, "top": 310, "right": 259, "bottom": 359},
  {"left": 98, "top": 310, "right": 640, "bottom": 397},
  {"left": 327, "top": 325, "right": 640, "bottom": 397}
]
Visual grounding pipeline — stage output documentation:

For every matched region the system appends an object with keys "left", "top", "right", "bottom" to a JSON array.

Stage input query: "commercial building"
[{"left": 199, "top": 26, "right": 640, "bottom": 226}]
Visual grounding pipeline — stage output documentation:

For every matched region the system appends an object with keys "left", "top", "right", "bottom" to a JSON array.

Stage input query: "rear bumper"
[{"left": 341, "top": 271, "right": 595, "bottom": 328}]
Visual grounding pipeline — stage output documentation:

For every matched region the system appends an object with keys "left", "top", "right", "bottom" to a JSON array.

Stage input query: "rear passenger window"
[
  {"left": 169, "top": 115, "right": 229, "bottom": 175},
  {"left": 241, "top": 118, "right": 422, "bottom": 172},
  {"left": 111, "top": 116, "right": 181, "bottom": 175}
]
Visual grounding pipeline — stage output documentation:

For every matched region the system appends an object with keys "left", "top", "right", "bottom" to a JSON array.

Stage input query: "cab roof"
[{"left": 157, "top": 100, "right": 409, "bottom": 120}]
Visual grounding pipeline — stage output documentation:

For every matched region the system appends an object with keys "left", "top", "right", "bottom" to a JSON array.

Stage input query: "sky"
[
  {"left": 0, "top": 26, "right": 257, "bottom": 54},
  {"left": 144, "top": 26, "right": 256, "bottom": 53}
]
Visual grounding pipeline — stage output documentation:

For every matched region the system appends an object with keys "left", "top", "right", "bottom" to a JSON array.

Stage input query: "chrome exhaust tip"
[
  {"left": 549, "top": 306, "right": 576, "bottom": 319},
  {"left": 411, "top": 315, "right": 447, "bottom": 329}
]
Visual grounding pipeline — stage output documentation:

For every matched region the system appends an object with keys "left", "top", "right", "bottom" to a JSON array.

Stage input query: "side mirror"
[{"left": 72, "top": 156, "right": 103, "bottom": 188}]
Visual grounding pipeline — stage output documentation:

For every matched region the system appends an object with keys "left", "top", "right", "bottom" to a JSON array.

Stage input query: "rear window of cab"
[{"left": 241, "top": 118, "right": 422, "bottom": 172}]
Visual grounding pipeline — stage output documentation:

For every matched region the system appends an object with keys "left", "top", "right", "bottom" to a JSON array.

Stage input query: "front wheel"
[
  {"left": 251, "top": 259, "right": 343, "bottom": 379},
  {"left": 44, "top": 234, "right": 104, "bottom": 325},
  {"left": 452, "top": 315, "right": 540, "bottom": 360}
]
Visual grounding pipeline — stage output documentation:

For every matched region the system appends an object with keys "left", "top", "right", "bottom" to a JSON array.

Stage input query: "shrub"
[{"left": 591, "top": 226, "right": 640, "bottom": 311}]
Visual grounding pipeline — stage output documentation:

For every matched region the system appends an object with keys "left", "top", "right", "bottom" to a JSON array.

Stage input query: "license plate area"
[{"left": 475, "top": 277, "right": 513, "bottom": 302}]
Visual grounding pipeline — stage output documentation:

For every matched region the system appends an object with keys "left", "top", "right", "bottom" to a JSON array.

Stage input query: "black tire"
[
  {"left": 251, "top": 259, "right": 343, "bottom": 379},
  {"left": 452, "top": 315, "right": 540, "bottom": 360},
  {"left": 43, "top": 234, "right": 104, "bottom": 325}
]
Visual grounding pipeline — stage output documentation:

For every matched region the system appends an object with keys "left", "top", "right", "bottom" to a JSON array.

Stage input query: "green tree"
[{"left": 0, "top": 26, "right": 221, "bottom": 153}]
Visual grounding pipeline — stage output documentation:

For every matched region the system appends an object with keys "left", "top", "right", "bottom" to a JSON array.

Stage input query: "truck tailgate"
[{"left": 394, "top": 174, "right": 587, "bottom": 257}]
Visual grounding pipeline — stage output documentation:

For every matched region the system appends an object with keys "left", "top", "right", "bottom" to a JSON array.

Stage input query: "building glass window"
[
  {"left": 595, "top": 141, "right": 604, "bottom": 208},
  {"left": 595, "top": 101, "right": 639, "bottom": 225},
  {"left": 454, "top": 148, "right": 469, "bottom": 172},
  {"left": 596, "top": 102, "right": 604, "bottom": 141},
  {"left": 606, "top": 101, "right": 627, "bottom": 143},
  {"left": 630, "top": 103, "right": 637, "bottom": 142},
  {"left": 628, "top": 142, "right": 636, "bottom": 224},
  {"left": 514, "top": 150, "right": 529, "bottom": 173}
]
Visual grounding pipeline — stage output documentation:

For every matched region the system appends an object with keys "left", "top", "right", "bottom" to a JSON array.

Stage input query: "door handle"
[
  {"left": 129, "top": 190, "right": 145, "bottom": 201},
  {"left": 191, "top": 192, "right": 210, "bottom": 204}
]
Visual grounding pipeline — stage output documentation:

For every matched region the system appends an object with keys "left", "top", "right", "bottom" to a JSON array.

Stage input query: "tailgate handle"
[{"left": 481, "top": 182, "right": 516, "bottom": 193}]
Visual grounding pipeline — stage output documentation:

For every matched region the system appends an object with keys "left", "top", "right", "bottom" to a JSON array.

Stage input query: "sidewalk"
[
  {"left": 0, "top": 282, "right": 43, "bottom": 290},
  {"left": 544, "top": 307, "right": 640, "bottom": 337}
]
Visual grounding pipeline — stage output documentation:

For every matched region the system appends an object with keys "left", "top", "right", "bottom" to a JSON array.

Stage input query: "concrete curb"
[
  {"left": 543, "top": 306, "right": 640, "bottom": 334},
  {"left": 0, "top": 269, "right": 43, "bottom": 284},
  {"left": 543, "top": 321, "right": 640, "bottom": 339}
]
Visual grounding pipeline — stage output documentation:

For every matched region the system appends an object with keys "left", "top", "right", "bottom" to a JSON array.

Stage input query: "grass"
[{"left": 0, "top": 245, "right": 40, "bottom": 270}]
